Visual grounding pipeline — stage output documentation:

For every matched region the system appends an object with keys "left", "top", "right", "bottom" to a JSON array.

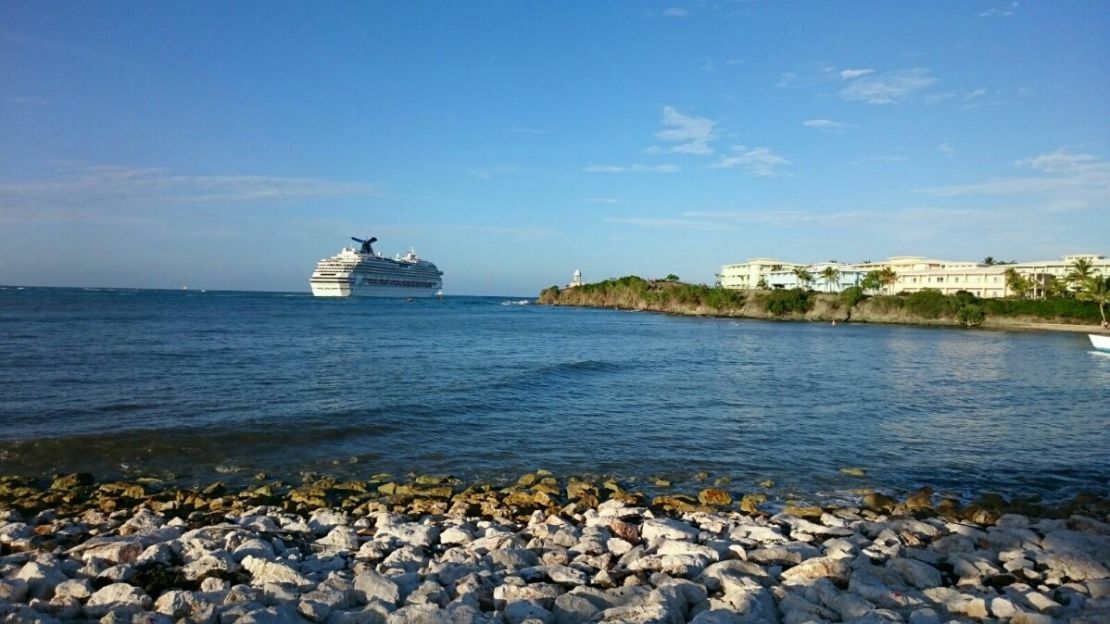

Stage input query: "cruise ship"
[{"left": 310, "top": 236, "right": 443, "bottom": 297}]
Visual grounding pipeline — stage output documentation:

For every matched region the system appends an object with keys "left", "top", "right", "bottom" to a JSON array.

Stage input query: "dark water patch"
[{"left": 0, "top": 289, "right": 1107, "bottom": 504}]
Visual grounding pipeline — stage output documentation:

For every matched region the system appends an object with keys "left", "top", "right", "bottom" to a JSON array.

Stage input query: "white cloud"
[
  {"left": 655, "top": 106, "right": 717, "bottom": 155},
  {"left": 661, "top": 7, "right": 689, "bottom": 18},
  {"left": 938, "top": 143, "right": 955, "bottom": 155},
  {"left": 838, "top": 68, "right": 937, "bottom": 104},
  {"left": 803, "top": 119, "right": 852, "bottom": 131},
  {"left": 583, "top": 164, "right": 679, "bottom": 173},
  {"left": 1016, "top": 149, "right": 1101, "bottom": 173},
  {"left": 964, "top": 88, "right": 987, "bottom": 100},
  {"left": 980, "top": 3, "right": 1018, "bottom": 17},
  {"left": 713, "top": 146, "right": 790, "bottom": 176},
  {"left": 918, "top": 149, "right": 1110, "bottom": 211},
  {"left": 606, "top": 217, "right": 732, "bottom": 231},
  {"left": 0, "top": 165, "right": 378, "bottom": 204},
  {"left": 585, "top": 198, "right": 622, "bottom": 204},
  {"left": 839, "top": 68, "right": 874, "bottom": 80}
]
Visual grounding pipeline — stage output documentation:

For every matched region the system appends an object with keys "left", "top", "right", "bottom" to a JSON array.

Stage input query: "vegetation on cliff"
[{"left": 538, "top": 276, "right": 1104, "bottom": 328}]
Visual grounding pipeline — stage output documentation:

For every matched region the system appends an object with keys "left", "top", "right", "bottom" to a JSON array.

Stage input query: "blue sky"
[{"left": 1, "top": 1, "right": 1107, "bottom": 295}]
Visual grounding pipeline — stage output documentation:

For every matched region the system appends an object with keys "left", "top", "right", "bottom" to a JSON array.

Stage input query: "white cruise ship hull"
[{"left": 311, "top": 282, "right": 440, "bottom": 298}]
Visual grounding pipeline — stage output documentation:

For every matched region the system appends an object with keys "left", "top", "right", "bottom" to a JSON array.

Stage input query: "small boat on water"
[{"left": 1090, "top": 334, "right": 1110, "bottom": 351}]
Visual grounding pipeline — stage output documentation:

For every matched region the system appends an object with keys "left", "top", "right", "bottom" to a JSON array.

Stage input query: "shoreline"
[
  {"left": 1, "top": 473, "right": 1107, "bottom": 623},
  {"left": 543, "top": 301, "right": 1109, "bottom": 336}
]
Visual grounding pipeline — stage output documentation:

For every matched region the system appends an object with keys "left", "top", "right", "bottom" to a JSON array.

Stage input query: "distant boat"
[{"left": 1090, "top": 334, "right": 1110, "bottom": 352}]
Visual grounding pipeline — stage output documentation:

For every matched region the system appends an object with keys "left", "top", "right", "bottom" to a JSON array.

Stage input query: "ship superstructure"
[{"left": 310, "top": 236, "right": 443, "bottom": 297}]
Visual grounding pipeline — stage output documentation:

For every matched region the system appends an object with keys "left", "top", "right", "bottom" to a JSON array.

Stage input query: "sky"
[{"left": 1, "top": 1, "right": 1108, "bottom": 295}]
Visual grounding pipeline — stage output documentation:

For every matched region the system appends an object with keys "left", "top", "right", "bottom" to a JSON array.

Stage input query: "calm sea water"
[{"left": 1, "top": 287, "right": 1107, "bottom": 503}]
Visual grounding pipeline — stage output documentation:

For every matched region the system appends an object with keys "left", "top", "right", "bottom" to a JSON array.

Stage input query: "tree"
[
  {"left": 756, "top": 277, "right": 769, "bottom": 290},
  {"left": 1004, "top": 268, "right": 1032, "bottom": 298},
  {"left": 820, "top": 266, "right": 841, "bottom": 292},
  {"left": 792, "top": 267, "right": 813, "bottom": 290},
  {"left": 983, "top": 256, "right": 996, "bottom": 266},
  {"left": 1077, "top": 275, "right": 1110, "bottom": 327},
  {"left": 664, "top": 274, "right": 680, "bottom": 282},
  {"left": 1067, "top": 258, "right": 1095, "bottom": 290},
  {"left": 878, "top": 267, "right": 897, "bottom": 294},
  {"left": 860, "top": 270, "right": 882, "bottom": 294}
]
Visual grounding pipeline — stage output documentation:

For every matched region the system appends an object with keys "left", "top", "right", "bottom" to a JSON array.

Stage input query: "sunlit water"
[{"left": 1, "top": 287, "right": 1107, "bottom": 503}]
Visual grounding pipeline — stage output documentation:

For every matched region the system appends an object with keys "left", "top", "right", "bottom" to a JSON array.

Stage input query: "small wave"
[
  {"left": 501, "top": 299, "right": 532, "bottom": 306},
  {"left": 94, "top": 402, "right": 156, "bottom": 414}
]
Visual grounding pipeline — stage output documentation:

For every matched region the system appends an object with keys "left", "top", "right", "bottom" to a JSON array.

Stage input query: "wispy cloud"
[
  {"left": 585, "top": 198, "right": 622, "bottom": 204},
  {"left": 0, "top": 165, "right": 379, "bottom": 205},
  {"left": 980, "top": 2, "right": 1018, "bottom": 17},
  {"left": 918, "top": 149, "right": 1109, "bottom": 209},
  {"left": 505, "top": 126, "right": 549, "bottom": 135},
  {"left": 838, "top": 68, "right": 937, "bottom": 104},
  {"left": 661, "top": 7, "right": 689, "bottom": 18},
  {"left": 937, "top": 143, "right": 956, "bottom": 156},
  {"left": 606, "top": 217, "right": 732, "bottom": 231},
  {"left": 839, "top": 68, "right": 874, "bottom": 80},
  {"left": 654, "top": 106, "right": 717, "bottom": 155},
  {"left": 583, "top": 164, "right": 679, "bottom": 174},
  {"left": 713, "top": 146, "right": 790, "bottom": 176},
  {"left": 3, "top": 96, "right": 51, "bottom": 106},
  {"left": 802, "top": 119, "right": 853, "bottom": 131}
]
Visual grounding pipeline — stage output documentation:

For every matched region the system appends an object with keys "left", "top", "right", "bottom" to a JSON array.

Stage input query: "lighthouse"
[{"left": 569, "top": 269, "right": 583, "bottom": 288}]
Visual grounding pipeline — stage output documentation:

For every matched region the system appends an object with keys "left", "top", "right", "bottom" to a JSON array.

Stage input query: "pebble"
[{"left": 0, "top": 477, "right": 1108, "bottom": 623}]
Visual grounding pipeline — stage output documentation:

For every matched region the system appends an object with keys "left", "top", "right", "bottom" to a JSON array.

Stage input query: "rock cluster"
[{"left": 1, "top": 474, "right": 1108, "bottom": 623}]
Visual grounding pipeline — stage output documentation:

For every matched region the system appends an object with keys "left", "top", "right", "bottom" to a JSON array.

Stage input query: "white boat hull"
[
  {"left": 1090, "top": 334, "right": 1110, "bottom": 351},
  {"left": 311, "top": 282, "right": 440, "bottom": 298}
]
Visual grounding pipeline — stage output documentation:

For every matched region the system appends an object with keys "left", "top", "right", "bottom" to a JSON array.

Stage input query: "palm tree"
[
  {"left": 1078, "top": 275, "right": 1110, "bottom": 327},
  {"left": 1067, "top": 258, "right": 1095, "bottom": 290},
  {"left": 877, "top": 267, "right": 897, "bottom": 295},
  {"left": 792, "top": 267, "right": 813, "bottom": 290},
  {"left": 1004, "top": 268, "right": 1031, "bottom": 298},
  {"left": 820, "top": 266, "right": 841, "bottom": 292}
]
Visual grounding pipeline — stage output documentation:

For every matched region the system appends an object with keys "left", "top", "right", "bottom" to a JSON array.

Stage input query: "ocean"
[{"left": 1, "top": 286, "right": 1108, "bottom": 503}]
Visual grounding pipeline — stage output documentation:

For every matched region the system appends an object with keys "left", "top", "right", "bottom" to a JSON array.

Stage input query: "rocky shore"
[{"left": 2, "top": 473, "right": 1108, "bottom": 623}]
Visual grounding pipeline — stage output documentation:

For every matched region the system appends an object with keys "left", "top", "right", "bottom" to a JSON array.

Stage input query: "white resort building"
[
  {"left": 717, "top": 258, "right": 803, "bottom": 290},
  {"left": 718, "top": 253, "right": 1104, "bottom": 299}
]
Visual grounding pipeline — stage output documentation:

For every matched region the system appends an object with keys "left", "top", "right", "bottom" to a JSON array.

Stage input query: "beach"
[{"left": 1, "top": 473, "right": 1108, "bottom": 623}]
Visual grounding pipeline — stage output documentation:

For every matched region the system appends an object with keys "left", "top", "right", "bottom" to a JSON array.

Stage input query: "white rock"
[
  {"left": 378, "top": 522, "right": 440, "bottom": 548},
  {"left": 890, "top": 558, "right": 943, "bottom": 589},
  {"left": 242, "top": 555, "right": 313, "bottom": 588},
  {"left": 504, "top": 600, "right": 555, "bottom": 624},
  {"left": 440, "top": 525, "right": 475, "bottom": 545},
  {"left": 84, "top": 582, "right": 152, "bottom": 617},
  {"left": 640, "top": 519, "right": 698, "bottom": 543},
  {"left": 308, "top": 509, "right": 349, "bottom": 534},
  {"left": 657, "top": 540, "right": 720, "bottom": 562},
  {"left": 608, "top": 538, "right": 634, "bottom": 556},
  {"left": 494, "top": 583, "right": 564, "bottom": 609},
  {"left": 318, "top": 526, "right": 360, "bottom": 551},
  {"left": 14, "top": 560, "right": 68, "bottom": 599},
  {"left": 781, "top": 557, "right": 851, "bottom": 584},
  {"left": 353, "top": 570, "right": 401, "bottom": 606}
]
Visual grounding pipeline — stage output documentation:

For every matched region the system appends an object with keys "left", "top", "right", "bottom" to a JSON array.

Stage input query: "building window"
[{"left": 936, "top": 277, "right": 944, "bottom": 283}]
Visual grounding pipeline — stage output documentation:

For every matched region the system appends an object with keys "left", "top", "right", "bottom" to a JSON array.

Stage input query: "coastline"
[
  {"left": 537, "top": 282, "right": 1108, "bottom": 337},
  {"left": 1, "top": 473, "right": 1108, "bottom": 622}
]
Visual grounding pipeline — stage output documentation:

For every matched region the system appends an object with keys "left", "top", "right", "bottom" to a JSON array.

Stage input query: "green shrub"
[
  {"left": 982, "top": 297, "right": 1101, "bottom": 322},
  {"left": 868, "top": 295, "right": 904, "bottom": 312},
  {"left": 840, "top": 286, "right": 865, "bottom": 308},
  {"left": 956, "top": 304, "right": 985, "bottom": 327},
  {"left": 954, "top": 290, "right": 979, "bottom": 306},
  {"left": 766, "top": 288, "right": 811, "bottom": 316},
  {"left": 904, "top": 289, "right": 960, "bottom": 319}
]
